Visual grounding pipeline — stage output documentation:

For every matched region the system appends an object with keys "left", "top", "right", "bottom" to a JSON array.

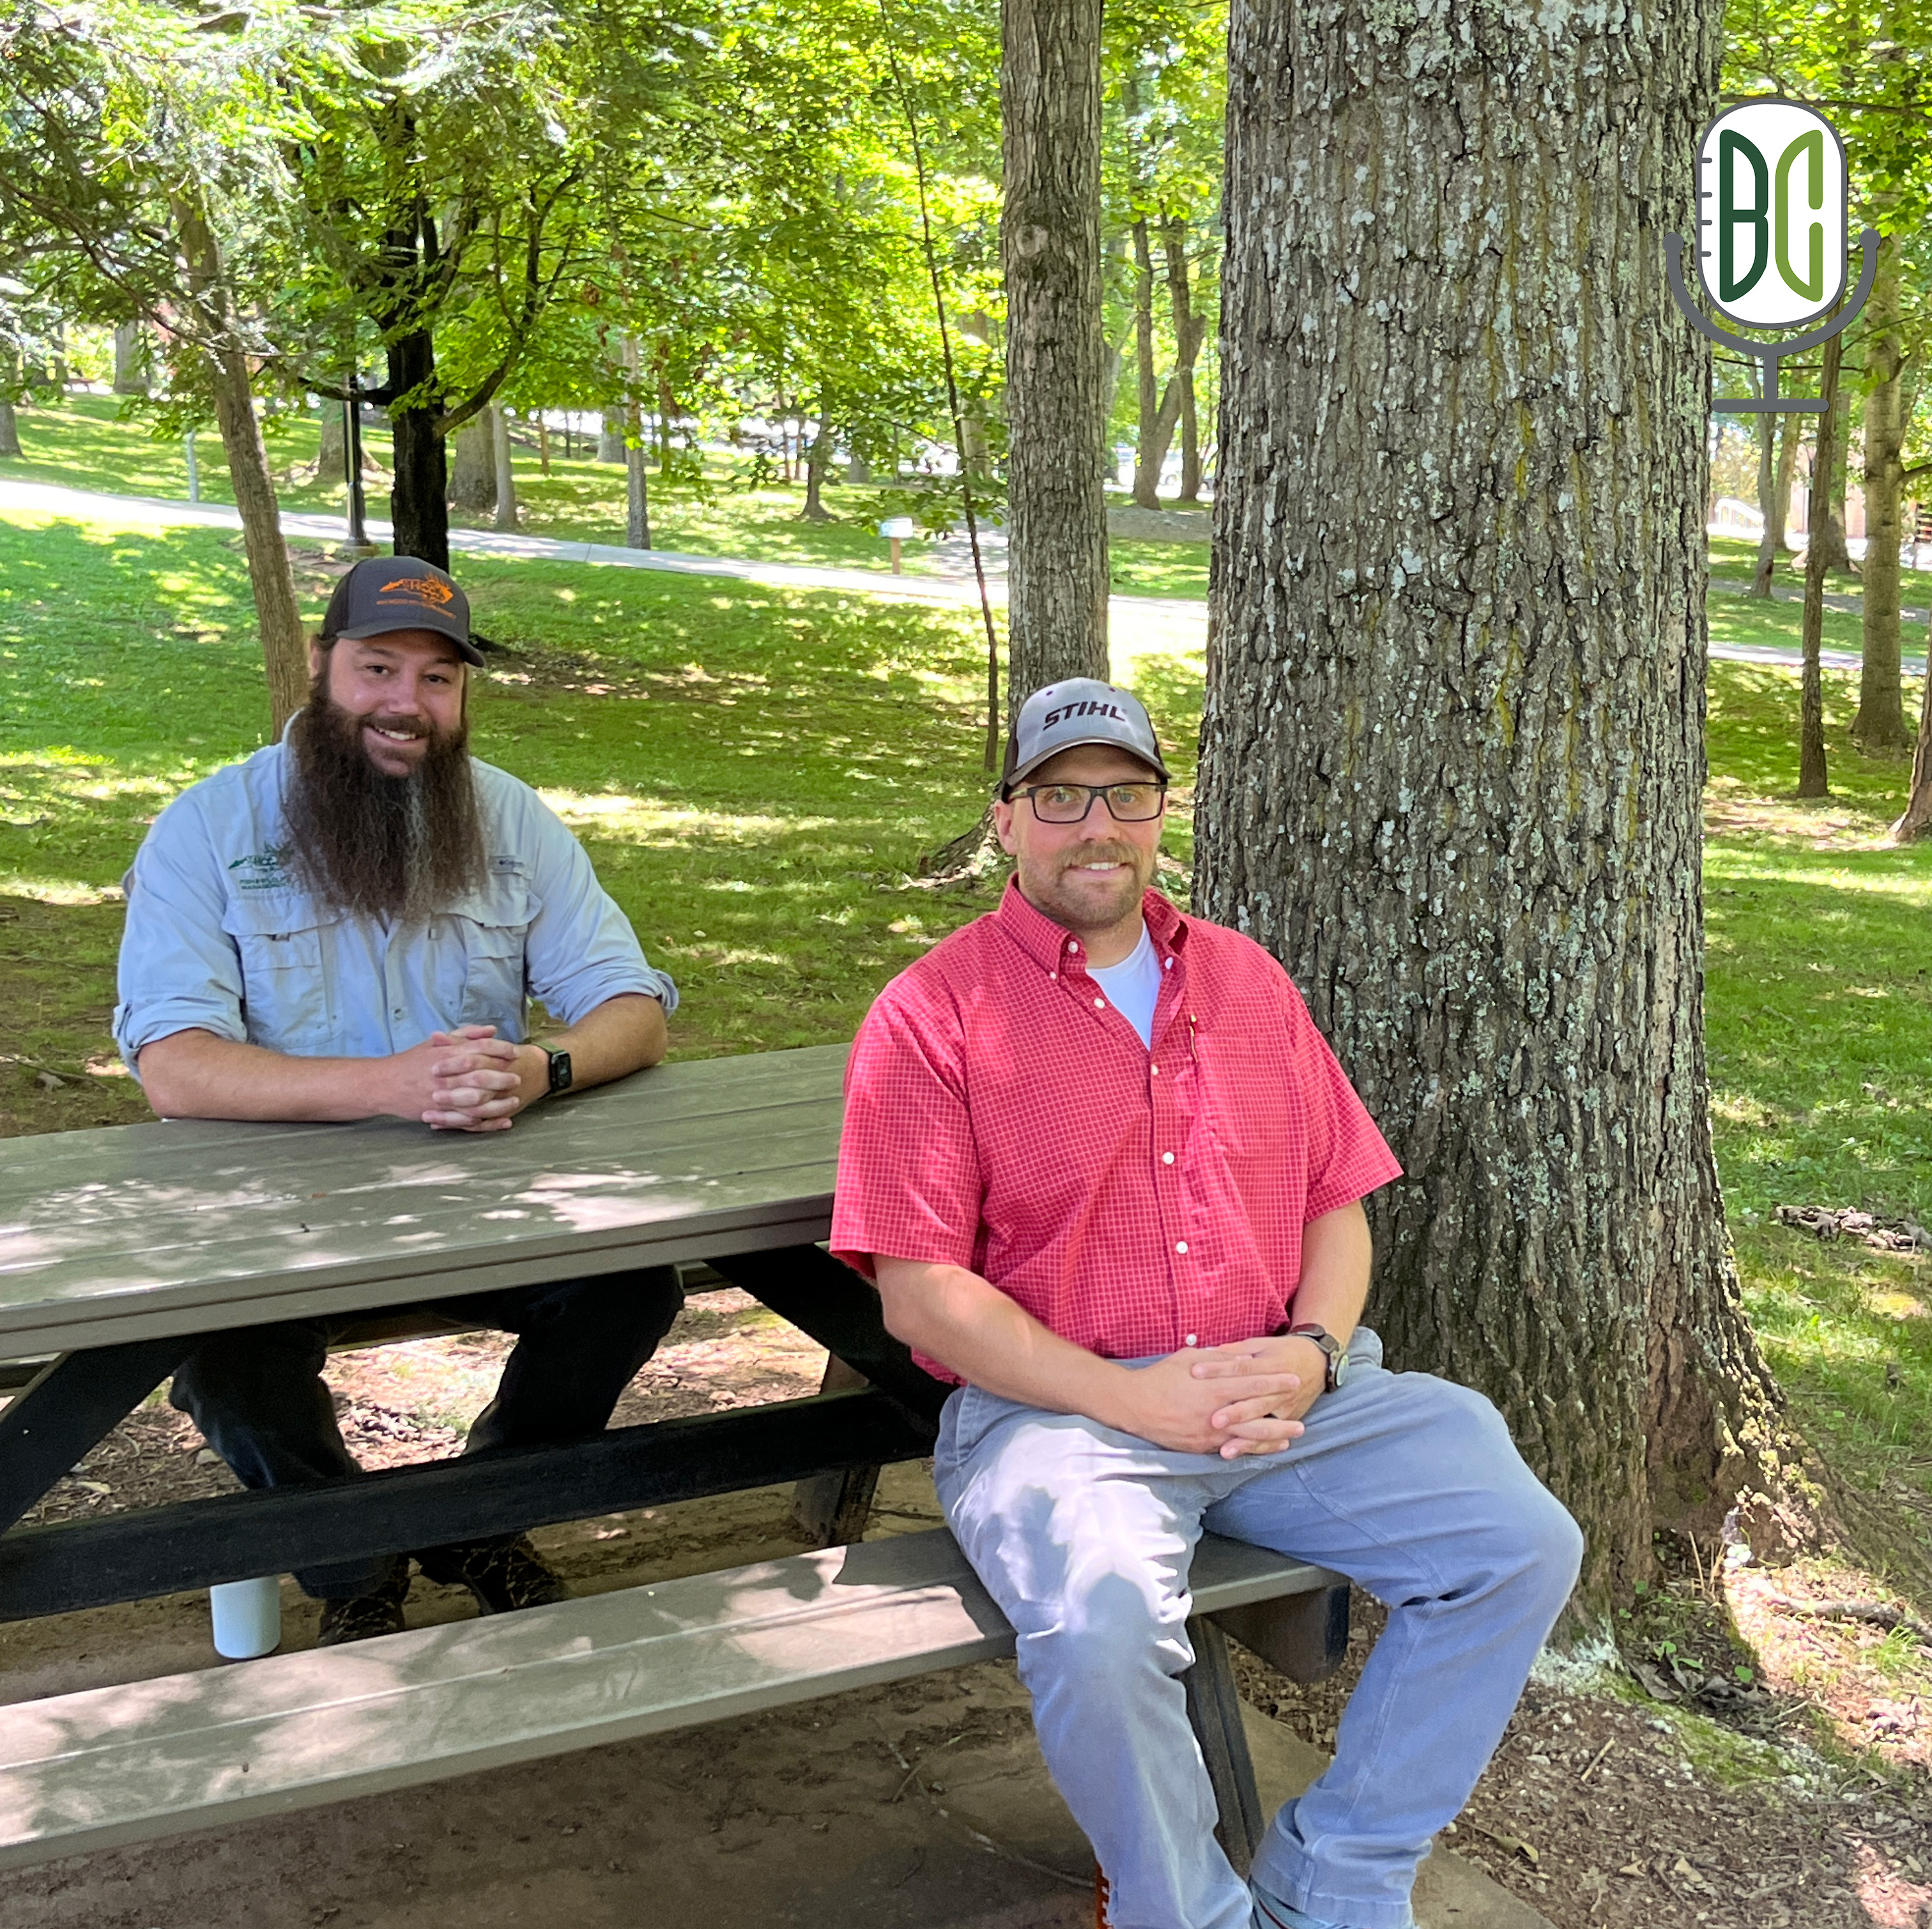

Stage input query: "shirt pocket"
[
  {"left": 437, "top": 882, "right": 535, "bottom": 1032},
  {"left": 220, "top": 897, "right": 337, "bottom": 1054}
]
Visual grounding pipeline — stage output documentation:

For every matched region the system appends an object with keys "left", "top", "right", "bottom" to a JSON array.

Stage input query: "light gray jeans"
[{"left": 931, "top": 1331, "right": 1584, "bottom": 1929}]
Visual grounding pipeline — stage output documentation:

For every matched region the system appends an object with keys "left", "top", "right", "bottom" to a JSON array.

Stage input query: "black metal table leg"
[
  {"left": 1182, "top": 1614, "right": 1266, "bottom": 1876},
  {"left": 0, "top": 1336, "right": 202, "bottom": 1534}
]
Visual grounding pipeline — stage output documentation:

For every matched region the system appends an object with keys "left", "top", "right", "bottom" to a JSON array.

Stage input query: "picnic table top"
[{"left": 0, "top": 1043, "right": 848, "bottom": 1359}]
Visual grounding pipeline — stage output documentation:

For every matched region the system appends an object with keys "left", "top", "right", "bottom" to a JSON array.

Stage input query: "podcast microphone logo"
[{"left": 1666, "top": 101, "right": 1878, "bottom": 413}]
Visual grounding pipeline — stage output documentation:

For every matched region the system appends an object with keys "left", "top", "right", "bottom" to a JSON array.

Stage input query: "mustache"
[{"left": 1057, "top": 842, "right": 1137, "bottom": 870}]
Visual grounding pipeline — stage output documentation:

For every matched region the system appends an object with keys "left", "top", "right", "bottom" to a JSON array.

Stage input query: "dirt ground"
[{"left": 3, "top": 1292, "right": 1928, "bottom": 1929}]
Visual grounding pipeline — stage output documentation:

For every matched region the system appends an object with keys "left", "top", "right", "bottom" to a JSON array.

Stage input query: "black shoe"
[
  {"left": 316, "top": 1560, "right": 411, "bottom": 1646},
  {"left": 414, "top": 1534, "right": 571, "bottom": 1614}
]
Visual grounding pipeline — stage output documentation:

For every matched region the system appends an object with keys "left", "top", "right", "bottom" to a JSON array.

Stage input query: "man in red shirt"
[{"left": 833, "top": 680, "right": 1582, "bottom": 1929}]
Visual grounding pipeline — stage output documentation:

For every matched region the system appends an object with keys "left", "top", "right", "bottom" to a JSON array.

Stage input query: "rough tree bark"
[
  {"left": 490, "top": 402, "right": 519, "bottom": 533},
  {"left": 1749, "top": 411, "right": 1800, "bottom": 596},
  {"left": 1852, "top": 243, "right": 1911, "bottom": 750},
  {"left": 1891, "top": 619, "right": 1932, "bottom": 842},
  {"left": 448, "top": 409, "right": 496, "bottom": 514},
  {"left": 172, "top": 195, "right": 307, "bottom": 735},
  {"left": 0, "top": 400, "right": 19, "bottom": 459},
  {"left": 1002, "top": 0, "right": 1110, "bottom": 711},
  {"left": 382, "top": 321, "right": 448, "bottom": 567},
  {"left": 1197, "top": 0, "right": 1788, "bottom": 1605},
  {"left": 1798, "top": 335, "right": 1846, "bottom": 798}
]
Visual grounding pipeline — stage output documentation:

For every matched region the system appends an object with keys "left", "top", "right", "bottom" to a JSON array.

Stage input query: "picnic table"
[{"left": 0, "top": 1042, "right": 942, "bottom": 1621}]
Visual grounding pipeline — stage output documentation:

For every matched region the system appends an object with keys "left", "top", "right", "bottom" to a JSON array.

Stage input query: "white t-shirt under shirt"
[{"left": 1086, "top": 921, "right": 1163, "bottom": 1049}]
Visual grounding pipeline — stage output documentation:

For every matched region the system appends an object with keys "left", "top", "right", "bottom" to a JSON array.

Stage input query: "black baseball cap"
[{"left": 320, "top": 556, "right": 481, "bottom": 666}]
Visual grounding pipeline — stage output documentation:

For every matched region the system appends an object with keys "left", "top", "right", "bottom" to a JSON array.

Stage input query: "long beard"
[{"left": 282, "top": 676, "right": 486, "bottom": 922}]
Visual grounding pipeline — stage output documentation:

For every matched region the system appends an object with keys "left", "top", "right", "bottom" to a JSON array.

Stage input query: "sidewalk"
[{"left": 4, "top": 475, "right": 1922, "bottom": 679}]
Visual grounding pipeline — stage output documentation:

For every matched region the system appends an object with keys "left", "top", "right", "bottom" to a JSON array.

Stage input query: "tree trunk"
[
  {"left": 172, "top": 196, "right": 307, "bottom": 735},
  {"left": 1798, "top": 334, "right": 1846, "bottom": 799},
  {"left": 1163, "top": 218, "right": 1206, "bottom": 505},
  {"left": 623, "top": 338, "right": 651, "bottom": 550},
  {"left": 847, "top": 451, "right": 871, "bottom": 485},
  {"left": 112, "top": 321, "right": 148, "bottom": 397},
  {"left": 1198, "top": 0, "right": 1786, "bottom": 1605},
  {"left": 1002, "top": 0, "right": 1110, "bottom": 711},
  {"left": 490, "top": 401, "right": 518, "bottom": 532},
  {"left": 801, "top": 399, "right": 835, "bottom": 521},
  {"left": 0, "top": 400, "right": 19, "bottom": 459},
  {"left": 1852, "top": 243, "right": 1910, "bottom": 751},
  {"left": 1889, "top": 614, "right": 1932, "bottom": 841},
  {"left": 1811, "top": 422, "right": 1853, "bottom": 576},
  {"left": 385, "top": 326, "right": 448, "bottom": 567},
  {"left": 1131, "top": 217, "right": 1163, "bottom": 508},
  {"left": 449, "top": 409, "right": 496, "bottom": 514},
  {"left": 1750, "top": 412, "right": 1800, "bottom": 594},
  {"left": 538, "top": 415, "right": 551, "bottom": 476},
  {"left": 597, "top": 410, "right": 625, "bottom": 463}
]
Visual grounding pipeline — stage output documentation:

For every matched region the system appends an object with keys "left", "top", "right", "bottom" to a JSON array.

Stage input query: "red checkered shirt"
[{"left": 831, "top": 880, "right": 1403, "bottom": 1383}]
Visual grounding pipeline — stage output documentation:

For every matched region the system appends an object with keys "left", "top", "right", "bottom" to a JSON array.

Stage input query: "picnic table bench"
[{"left": 0, "top": 1043, "right": 1347, "bottom": 1873}]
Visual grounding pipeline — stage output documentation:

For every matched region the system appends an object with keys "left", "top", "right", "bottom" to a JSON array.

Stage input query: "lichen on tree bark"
[{"left": 1197, "top": 0, "right": 1788, "bottom": 1607}]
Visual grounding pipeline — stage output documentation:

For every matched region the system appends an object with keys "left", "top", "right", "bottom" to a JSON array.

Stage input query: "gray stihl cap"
[
  {"left": 1002, "top": 679, "right": 1169, "bottom": 792},
  {"left": 321, "top": 556, "right": 482, "bottom": 666}
]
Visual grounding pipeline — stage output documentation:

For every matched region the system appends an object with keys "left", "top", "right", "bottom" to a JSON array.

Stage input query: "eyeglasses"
[{"left": 1009, "top": 781, "right": 1169, "bottom": 824}]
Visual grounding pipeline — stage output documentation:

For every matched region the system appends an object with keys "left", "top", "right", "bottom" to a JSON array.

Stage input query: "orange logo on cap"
[{"left": 380, "top": 576, "right": 455, "bottom": 606}]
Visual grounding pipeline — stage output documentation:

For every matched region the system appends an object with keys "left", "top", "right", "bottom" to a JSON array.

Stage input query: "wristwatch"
[
  {"left": 1288, "top": 1322, "right": 1350, "bottom": 1392},
  {"left": 537, "top": 1044, "right": 573, "bottom": 1097}
]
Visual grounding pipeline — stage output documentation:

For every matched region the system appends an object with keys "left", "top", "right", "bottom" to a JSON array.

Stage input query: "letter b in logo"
[{"left": 1699, "top": 103, "right": 1847, "bottom": 328}]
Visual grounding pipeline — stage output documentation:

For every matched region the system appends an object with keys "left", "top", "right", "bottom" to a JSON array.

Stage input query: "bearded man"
[{"left": 113, "top": 556, "right": 683, "bottom": 1644}]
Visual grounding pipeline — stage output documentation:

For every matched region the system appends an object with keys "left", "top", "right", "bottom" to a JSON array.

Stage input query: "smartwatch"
[
  {"left": 538, "top": 1044, "right": 573, "bottom": 1097},
  {"left": 1288, "top": 1322, "right": 1350, "bottom": 1392}
]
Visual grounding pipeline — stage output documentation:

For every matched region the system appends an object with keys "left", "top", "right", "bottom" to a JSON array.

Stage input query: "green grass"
[
  {"left": 1706, "top": 531, "right": 1930, "bottom": 615},
  {"left": 0, "top": 392, "right": 1211, "bottom": 598}
]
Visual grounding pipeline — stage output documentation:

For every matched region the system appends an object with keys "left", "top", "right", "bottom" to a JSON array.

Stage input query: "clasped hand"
[
  {"left": 1117, "top": 1334, "right": 1329, "bottom": 1459},
  {"left": 392, "top": 1025, "right": 536, "bottom": 1131}
]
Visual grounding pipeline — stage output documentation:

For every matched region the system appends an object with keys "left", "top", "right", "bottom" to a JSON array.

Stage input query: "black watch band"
[
  {"left": 1287, "top": 1322, "right": 1348, "bottom": 1392},
  {"left": 539, "top": 1044, "right": 573, "bottom": 1096}
]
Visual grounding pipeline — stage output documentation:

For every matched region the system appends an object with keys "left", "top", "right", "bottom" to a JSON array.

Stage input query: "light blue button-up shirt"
[{"left": 113, "top": 740, "right": 677, "bottom": 1073}]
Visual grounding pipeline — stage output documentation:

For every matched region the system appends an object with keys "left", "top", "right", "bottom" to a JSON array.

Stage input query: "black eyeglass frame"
[{"left": 1006, "top": 780, "right": 1170, "bottom": 824}]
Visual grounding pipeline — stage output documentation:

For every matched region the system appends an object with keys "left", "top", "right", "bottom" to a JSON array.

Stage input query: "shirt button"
[
  {"left": 1164, "top": 958, "right": 1174, "bottom": 970},
  {"left": 1184, "top": 1332, "right": 1198, "bottom": 1347},
  {"left": 1094, "top": 997, "right": 1106, "bottom": 1009},
  {"left": 1175, "top": 1240, "right": 1188, "bottom": 1254},
  {"left": 1048, "top": 972, "right": 1057, "bottom": 980},
  {"left": 1150, "top": 1064, "right": 1160, "bottom": 1076},
  {"left": 1162, "top": 1152, "right": 1175, "bottom": 1164}
]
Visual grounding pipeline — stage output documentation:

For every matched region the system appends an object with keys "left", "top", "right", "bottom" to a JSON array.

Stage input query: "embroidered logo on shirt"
[{"left": 226, "top": 847, "right": 292, "bottom": 892}]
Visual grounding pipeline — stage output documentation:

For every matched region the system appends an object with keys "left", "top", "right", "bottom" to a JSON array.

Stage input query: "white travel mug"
[{"left": 210, "top": 1576, "right": 283, "bottom": 1659}]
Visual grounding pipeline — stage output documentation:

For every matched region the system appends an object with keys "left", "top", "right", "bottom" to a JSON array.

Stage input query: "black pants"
[{"left": 169, "top": 1267, "right": 685, "bottom": 1599}]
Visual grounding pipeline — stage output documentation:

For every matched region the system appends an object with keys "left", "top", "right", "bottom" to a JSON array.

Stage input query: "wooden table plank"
[{"left": 0, "top": 1044, "right": 849, "bottom": 1355}]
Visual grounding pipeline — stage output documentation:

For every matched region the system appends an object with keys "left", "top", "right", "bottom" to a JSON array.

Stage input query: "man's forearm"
[
  {"left": 874, "top": 1257, "right": 1138, "bottom": 1425},
  {"left": 1289, "top": 1201, "right": 1374, "bottom": 1345},
  {"left": 524, "top": 992, "right": 666, "bottom": 1096},
  {"left": 135, "top": 1030, "right": 398, "bottom": 1122}
]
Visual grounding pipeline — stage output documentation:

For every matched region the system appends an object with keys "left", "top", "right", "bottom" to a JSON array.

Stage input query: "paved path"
[{"left": 3, "top": 476, "right": 1923, "bottom": 678}]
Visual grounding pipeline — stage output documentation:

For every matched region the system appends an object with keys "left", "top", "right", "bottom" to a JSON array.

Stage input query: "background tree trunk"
[
  {"left": 111, "top": 321, "right": 148, "bottom": 397},
  {"left": 597, "top": 409, "right": 625, "bottom": 463},
  {"left": 449, "top": 410, "right": 496, "bottom": 514},
  {"left": 1750, "top": 412, "right": 1800, "bottom": 595},
  {"left": 1167, "top": 220, "right": 1206, "bottom": 505},
  {"left": 0, "top": 400, "right": 19, "bottom": 459},
  {"left": 801, "top": 399, "right": 835, "bottom": 521},
  {"left": 1852, "top": 245, "right": 1910, "bottom": 750},
  {"left": 623, "top": 337, "right": 651, "bottom": 550},
  {"left": 1002, "top": 0, "right": 1110, "bottom": 711},
  {"left": 490, "top": 401, "right": 519, "bottom": 532},
  {"left": 1890, "top": 623, "right": 1932, "bottom": 841},
  {"left": 1799, "top": 335, "right": 1846, "bottom": 799},
  {"left": 1197, "top": 0, "right": 1785, "bottom": 1604},
  {"left": 172, "top": 196, "right": 307, "bottom": 735},
  {"left": 383, "top": 326, "right": 448, "bottom": 567}
]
